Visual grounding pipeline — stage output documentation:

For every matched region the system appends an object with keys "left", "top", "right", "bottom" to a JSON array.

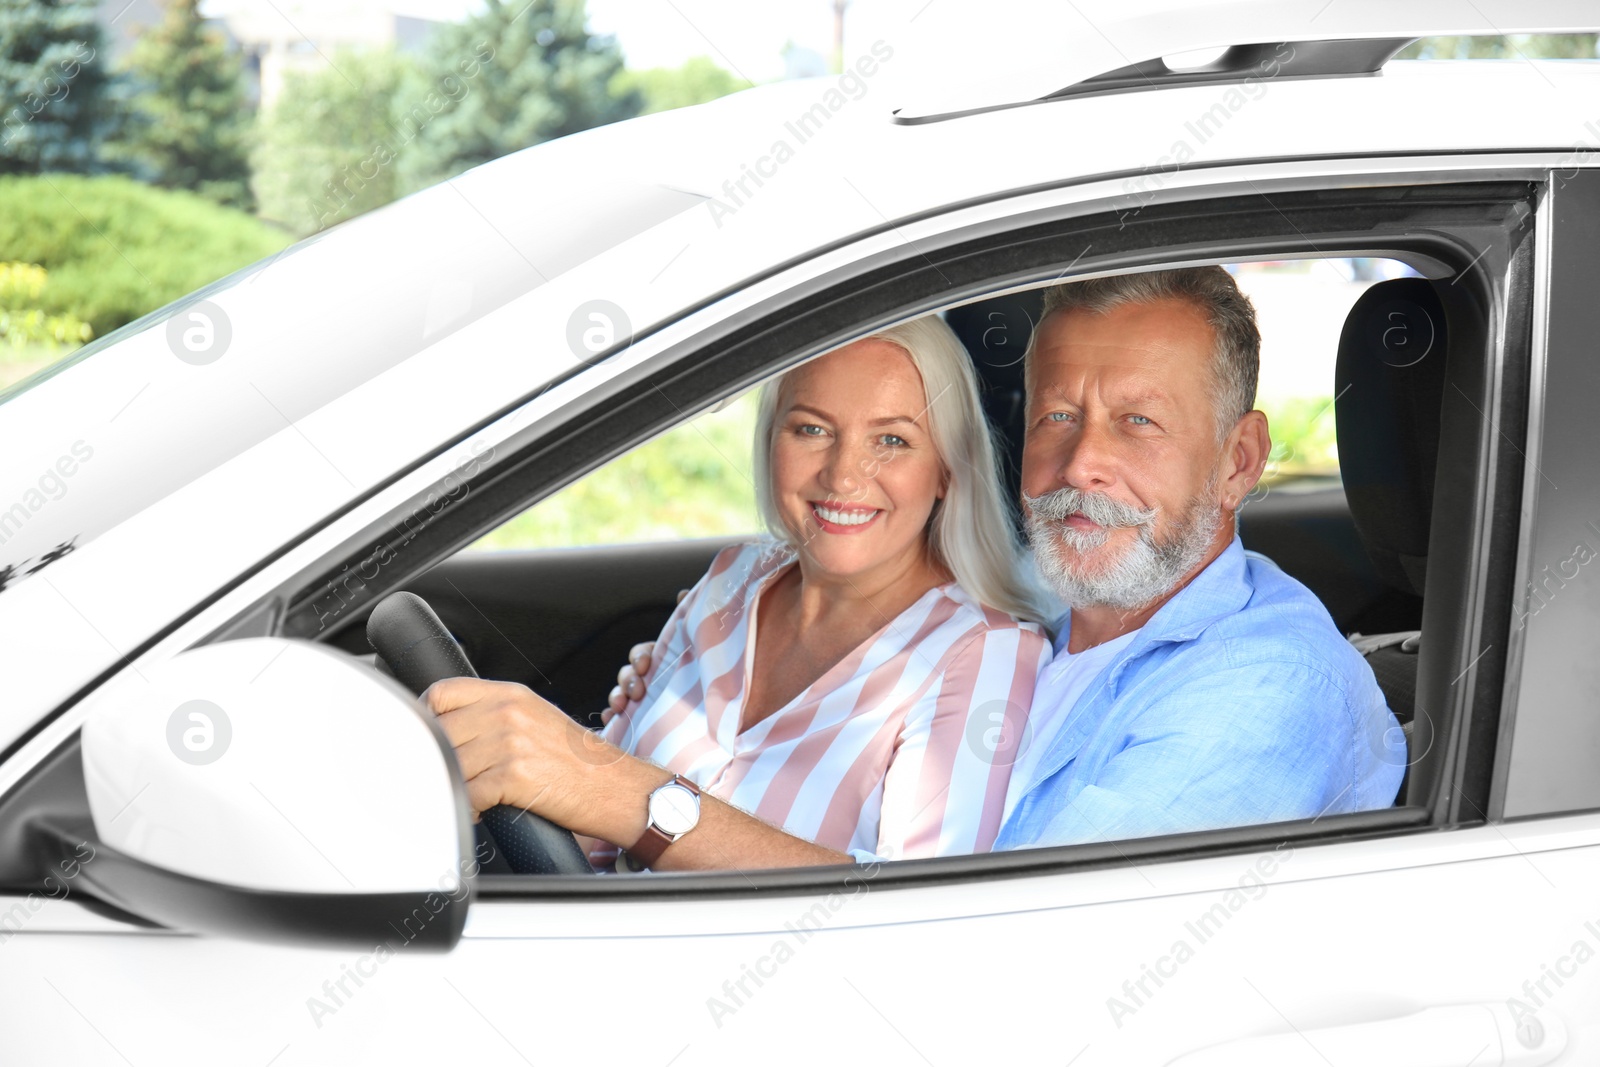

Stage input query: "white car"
[{"left": 3, "top": 2, "right": 1599, "bottom": 1063}]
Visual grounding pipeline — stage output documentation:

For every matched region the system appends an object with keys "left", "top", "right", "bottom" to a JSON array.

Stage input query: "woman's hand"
[
  {"left": 426, "top": 677, "right": 653, "bottom": 838},
  {"left": 426, "top": 675, "right": 851, "bottom": 872}
]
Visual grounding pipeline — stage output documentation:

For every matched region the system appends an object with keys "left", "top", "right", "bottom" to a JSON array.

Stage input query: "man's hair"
[{"left": 1025, "top": 266, "right": 1261, "bottom": 441}]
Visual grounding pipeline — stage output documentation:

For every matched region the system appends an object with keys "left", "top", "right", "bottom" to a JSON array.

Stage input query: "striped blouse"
[{"left": 594, "top": 541, "right": 1052, "bottom": 866}]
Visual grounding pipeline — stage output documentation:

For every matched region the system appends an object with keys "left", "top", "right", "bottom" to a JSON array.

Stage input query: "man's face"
[{"left": 1020, "top": 298, "right": 1230, "bottom": 610}]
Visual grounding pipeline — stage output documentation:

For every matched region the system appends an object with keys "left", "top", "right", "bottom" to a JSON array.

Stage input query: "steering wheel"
[{"left": 366, "top": 591, "right": 593, "bottom": 875}]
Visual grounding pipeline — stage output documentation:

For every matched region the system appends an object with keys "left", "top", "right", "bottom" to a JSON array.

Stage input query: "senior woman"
[{"left": 426, "top": 316, "right": 1051, "bottom": 870}]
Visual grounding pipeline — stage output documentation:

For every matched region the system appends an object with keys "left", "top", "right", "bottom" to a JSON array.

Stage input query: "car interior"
[{"left": 322, "top": 259, "right": 1448, "bottom": 817}]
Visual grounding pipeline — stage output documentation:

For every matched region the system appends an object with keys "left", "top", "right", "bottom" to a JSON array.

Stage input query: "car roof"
[
  {"left": 637, "top": 57, "right": 1596, "bottom": 235},
  {"left": 888, "top": 0, "right": 1600, "bottom": 119}
]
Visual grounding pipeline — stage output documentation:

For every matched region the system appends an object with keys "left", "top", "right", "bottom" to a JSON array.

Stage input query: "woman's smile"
[{"left": 809, "top": 500, "right": 883, "bottom": 533}]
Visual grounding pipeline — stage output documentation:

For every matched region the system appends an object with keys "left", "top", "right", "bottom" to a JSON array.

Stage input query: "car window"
[
  {"left": 466, "top": 391, "right": 762, "bottom": 551},
  {"left": 1233, "top": 256, "right": 1420, "bottom": 496},
  {"left": 290, "top": 177, "right": 1524, "bottom": 882}
]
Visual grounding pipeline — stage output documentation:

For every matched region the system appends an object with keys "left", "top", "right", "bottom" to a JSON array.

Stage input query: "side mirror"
[{"left": 36, "top": 638, "right": 476, "bottom": 951}]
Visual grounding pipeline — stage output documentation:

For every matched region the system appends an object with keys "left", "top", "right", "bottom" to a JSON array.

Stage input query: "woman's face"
[{"left": 770, "top": 339, "right": 947, "bottom": 583}]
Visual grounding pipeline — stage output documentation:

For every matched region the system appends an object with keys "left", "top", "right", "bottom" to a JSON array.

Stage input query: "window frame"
[
  {"left": 308, "top": 174, "right": 1535, "bottom": 898},
  {"left": 1493, "top": 167, "right": 1600, "bottom": 821}
]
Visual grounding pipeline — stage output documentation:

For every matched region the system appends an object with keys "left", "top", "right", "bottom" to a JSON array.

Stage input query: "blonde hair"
[{"left": 752, "top": 315, "right": 1046, "bottom": 623}]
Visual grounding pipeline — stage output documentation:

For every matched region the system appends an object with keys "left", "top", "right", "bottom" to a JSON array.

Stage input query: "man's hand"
[
  {"left": 602, "top": 587, "right": 687, "bottom": 724},
  {"left": 604, "top": 642, "right": 657, "bottom": 724},
  {"left": 425, "top": 676, "right": 633, "bottom": 835}
]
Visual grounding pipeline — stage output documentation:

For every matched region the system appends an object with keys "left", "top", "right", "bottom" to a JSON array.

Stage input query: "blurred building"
[{"left": 96, "top": 0, "right": 445, "bottom": 110}]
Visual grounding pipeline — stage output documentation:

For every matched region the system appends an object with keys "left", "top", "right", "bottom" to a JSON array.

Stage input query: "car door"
[
  {"left": 0, "top": 160, "right": 1580, "bottom": 1067},
  {"left": 416, "top": 165, "right": 1572, "bottom": 1066}
]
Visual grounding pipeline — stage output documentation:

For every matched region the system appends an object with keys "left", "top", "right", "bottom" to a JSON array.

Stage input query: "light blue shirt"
[{"left": 994, "top": 536, "right": 1406, "bottom": 850}]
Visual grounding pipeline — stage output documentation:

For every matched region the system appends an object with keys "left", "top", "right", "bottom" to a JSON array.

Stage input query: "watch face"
[{"left": 650, "top": 782, "right": 700, "bottom": 836}]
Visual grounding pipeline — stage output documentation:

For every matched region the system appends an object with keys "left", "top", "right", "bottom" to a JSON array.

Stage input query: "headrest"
[
  {"left": 1333, "top": 277, "right": 1447, "bottom": 596},
  {"left": 944, "top": 289, "right": 1044, "bottom": 505}
]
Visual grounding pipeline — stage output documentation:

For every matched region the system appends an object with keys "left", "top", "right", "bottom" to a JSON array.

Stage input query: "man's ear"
[{"left": 1218, "top": 410, "right": 1271, "bottom": 511}]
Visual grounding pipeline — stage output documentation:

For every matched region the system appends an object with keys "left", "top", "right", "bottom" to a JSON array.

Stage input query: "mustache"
[{"left": 1023, "top": 487, "right": 1157, "bottom": 529}]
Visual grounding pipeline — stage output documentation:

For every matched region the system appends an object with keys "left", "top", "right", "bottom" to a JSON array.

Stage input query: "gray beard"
[{"left": 1024, "top": 478, "right": 1221, "bottom": 612}]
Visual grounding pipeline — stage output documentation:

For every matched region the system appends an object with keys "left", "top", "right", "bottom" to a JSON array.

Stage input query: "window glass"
[
  {"left": 469, "top": 256, "right": 1423, "bottom": 553},
  {"left": 466, "top": 391, "right": 762, "bottom": 550},
  {"left": 1231, "top": 257, "right": 1420, "bottom": 494}
]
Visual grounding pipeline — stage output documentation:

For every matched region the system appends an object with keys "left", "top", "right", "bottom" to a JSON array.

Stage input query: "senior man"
[
  {"left": 606, "top": 266, "right": 1406, "bottom": 852},
  {"left": 991, "top": 266, "right": 1404, "bottom": 848}
]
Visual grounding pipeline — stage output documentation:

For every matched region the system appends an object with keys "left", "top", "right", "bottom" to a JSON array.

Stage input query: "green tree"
[
  {"left": 111, "top": 0, "right": 253, "bottom": 208},
  {"left": 0, "top": 0, "right": 114, "bottom": 174},
  {"left": 252, "top": 48, "right": 418, "bottom": 236},
  {"left": 401, "top": 0, "right": 639, "bottom": 192},
  {"left": 610, "top": 55, "right": 750, "bottom": 115}
]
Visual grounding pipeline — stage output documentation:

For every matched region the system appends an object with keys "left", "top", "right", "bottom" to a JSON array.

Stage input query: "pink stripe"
[
  {"left": 766, "top": 593, "right": 964, "bottom": 750},
  {"left": 742, "top": 591, "right": 953, "bottom": 831},
  {"left": 896, "top": 633, "right": 986, "bottom": 856},
  {"left": 693, "top": 549, "right": 791, "bottom": 739},
  {"left": 812, "top": 713, "right": 909, "bottom": 850},
  {"left": 629, "top": 680, "right": 705, "bottom": 758},
  {"left": 658, "top": 734, "right": 725, "bottom": 784},
  {"left": 972, "top": 631, "right": 1048, "bottom": 850}
]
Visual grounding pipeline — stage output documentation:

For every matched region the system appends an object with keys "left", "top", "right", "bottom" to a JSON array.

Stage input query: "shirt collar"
[{"left": 1051, "top": 535, "right": 1253, "bottom": 655}]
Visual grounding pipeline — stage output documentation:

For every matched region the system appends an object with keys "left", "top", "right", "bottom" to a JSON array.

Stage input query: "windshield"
[{"left": 0, "top": 139, "right": 702, "bottom": 594}]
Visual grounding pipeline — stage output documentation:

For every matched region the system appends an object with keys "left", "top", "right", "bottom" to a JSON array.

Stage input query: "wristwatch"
[{"left": 627, "top": 774, "right": 702, "bottom": 870}]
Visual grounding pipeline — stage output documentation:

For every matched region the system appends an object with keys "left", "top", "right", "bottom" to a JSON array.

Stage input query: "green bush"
[
  {"left": 471, "top": 393, "right": 761, "bottom": 550},
  {"left": 1259, "top": 395, "right": 1340, "bottom": 480},
  {"left": 0, "top": 173, "right": 290, "bottom": 335},
  {"left": 0, "top": 261, "right": 87, "bottom": 344}
]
